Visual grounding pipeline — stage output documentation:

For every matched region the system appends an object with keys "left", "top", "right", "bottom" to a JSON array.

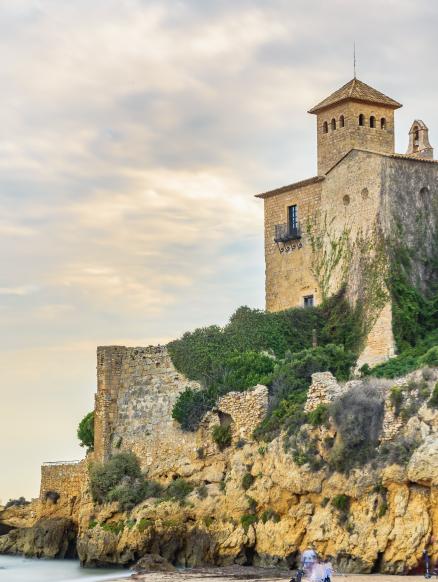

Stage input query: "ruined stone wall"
[
  {"left": 94, "top": 346, "right": 126, "bottom": 463},
  {"left": 38, "top": 460, "right": 86, "bottom": 521},
  {"left": 107, "top": 346, "right": 200, "bottom": 476},
  {"left": 93, "top": 346, "right": 270, "bottom": 478},
  {"left": 316, "top": 101, "right": 396, "bottom": 175},
  {"left": 263, "top": 180, "right": 322, "bottom": 312}
]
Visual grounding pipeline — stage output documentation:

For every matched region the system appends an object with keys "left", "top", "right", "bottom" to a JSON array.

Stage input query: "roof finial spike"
[{"left": 353, "top": 41, "right": 357, "bottom": 79}]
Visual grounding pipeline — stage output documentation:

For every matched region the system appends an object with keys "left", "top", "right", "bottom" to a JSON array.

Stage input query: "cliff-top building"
[{"left": 257, "top": 78, "right": 438, "bottom": 367}]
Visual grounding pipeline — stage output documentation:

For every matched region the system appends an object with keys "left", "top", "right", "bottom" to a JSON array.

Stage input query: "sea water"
[{"left": 0, "top": 555, "right": 130, "bottom": 582}]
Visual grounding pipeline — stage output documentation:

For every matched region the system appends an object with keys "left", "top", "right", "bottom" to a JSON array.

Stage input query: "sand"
[{"left": 111, "top": 566, "right": 427, "bottom": 582}]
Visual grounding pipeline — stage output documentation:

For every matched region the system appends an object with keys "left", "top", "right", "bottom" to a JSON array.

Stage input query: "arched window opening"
[
  {"left": 331, "top": 118, "right": 336, "bottom": 131},
  {"left": 370, "top": 116, "right": 376, "bottom": 128},
  {"left": 323, "top": 121, "right": 328, "bottom": 134},
  {"left": 413, "top": 126, "right": 419, "bottom": 152},
  {"left": 340, "top": 115, "right": 345, "bottom": 128},
  {"left": 359, "top": 114, "right": 365, "bottom": 126},
  {"left": 420, "top": 187, "right": 430, "bottom": 199},
  {"left": 380, "top": 118, "right": 386, "bottom": 129}
]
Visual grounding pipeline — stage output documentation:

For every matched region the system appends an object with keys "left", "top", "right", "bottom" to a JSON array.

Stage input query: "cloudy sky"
[{"left": 0, "top": 0, "right": 437, "bottom": 501}]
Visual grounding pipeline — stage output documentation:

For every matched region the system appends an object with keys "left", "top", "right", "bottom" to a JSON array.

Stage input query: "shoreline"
[{"left": 107, "top": 567, "right": 428, "bottom": 582}]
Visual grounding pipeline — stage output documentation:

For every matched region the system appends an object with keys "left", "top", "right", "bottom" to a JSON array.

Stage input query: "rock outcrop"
[
  {"left": 2, "top": 362, "right": 438, "bottom": 574},
  {"left": 0, "top": 517, "right": 77, "bottom": 559}
]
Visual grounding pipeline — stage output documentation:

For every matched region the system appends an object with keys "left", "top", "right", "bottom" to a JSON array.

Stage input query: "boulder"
[{"left": 132, "top": 553, "right": 176, "bottom": 572}]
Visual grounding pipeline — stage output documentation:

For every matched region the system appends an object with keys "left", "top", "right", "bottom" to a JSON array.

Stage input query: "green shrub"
[
  {"left": 254, "top": 344, "right": 356, "bottom": 442},
  {"left": 164, "top": 478, "right": 193, "bottom": 503},
  {"left": 246, "top": 495, "right": 257, "bottom": 513},
  {"left": 5, "top": 497, "right": 29, "bottom": 509},
  {"left": 379, "top": 435, "right": 419, "bottom": 466},
  {"left": 101, "top": 520, "right": 125, "bottom": 535},
  {"left": 196, "top": 484, "right": 208, "bottom": 499},
  {"left": 364, "top": 330, "right": 438, "bottom": 379},
  {"left": 390, "top": 387, "right": 404, "bottom": 416},
  {"left": 89, "top": 451, "right": 143, "bottom": 504},
  {"left": 172, "top": 387, "right": 217, "bottom": 432},
  {"left": 329, "top": 383, "right": 384, "bottom": 472},
  {"left": 77, "top": 411, "right": 94, "bottom": 450},
  {"left": 378, "top": 502, "right": 388, "bottom": 517},
  {"left": 167, "top": 305, "right": 325, "bottom": 382},
  {"left": 212, "top": 424, "right": 232, "bottom": 450},
  {"left": 137, "top": 518, "right": 154, "bottom": 532},
  {"left": 106, "top": 480, "right": 162, "bottom": 511},
  {"left": 429, "top": 382, "right": 438, "bottom": 408},
  {"left": 420, "top": 346, "right": 438, "bottom": 367},
  {"left": 203, "top": 516, "right": 214, "bottom": 527},
  {"left": 260, "top": 509, "right": 280, "bottom": 524},
  {"left": 331, "top": 494, "right": 350, "bottom": 512},
  {"left": 241, "top": 473, "right": 255, "bottom": 491},
  {"left": 240, "top": 514, "right": 258, "bottom": 533},
  {"left": 173, "top": 351, "right": 275, "bottom": 432},
  {"left": 307, "top": 404, "right": 329, "bottom": 426}
]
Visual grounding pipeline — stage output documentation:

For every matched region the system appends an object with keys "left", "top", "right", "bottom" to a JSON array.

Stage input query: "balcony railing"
[{"left": 274, "top": 222, "right": 302, "bottom": 243}]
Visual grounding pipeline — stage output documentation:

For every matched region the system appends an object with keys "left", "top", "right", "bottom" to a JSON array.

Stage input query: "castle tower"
[
  {"left": 406, "top": 120, "right": 434, "bottom": 159},
  {"left": 308, "top": 78, "right": 402, "bottom": 174}
]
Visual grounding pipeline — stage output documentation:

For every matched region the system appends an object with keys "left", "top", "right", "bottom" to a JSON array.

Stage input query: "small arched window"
[
  {"left": 413, "top": 126, "right": 420, "bottom": 151},
  {"left": 380, "top": 118, "right": 386, "bottom": 129},
  {"left": 331, "top": 118, "right": 336, "bottom": 131},
  {"left": 359, "top": 114, "right": 365, "bottom": 126},
  {"left": 370, "top": 116, "right": 376, "bottom": 128},
  {"left": 323, "top": 121, "right": 328, "bottom": 134},
  {"left": 340, "top": 115, "right": 345, "bottom": 128}
]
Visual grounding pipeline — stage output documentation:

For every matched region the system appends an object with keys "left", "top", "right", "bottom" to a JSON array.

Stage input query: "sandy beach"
[{"left": 112, "top": 567, "right": 427, "bottom": 582}]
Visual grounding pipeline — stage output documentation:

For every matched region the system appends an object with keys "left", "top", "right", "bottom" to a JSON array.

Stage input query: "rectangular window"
[
  {"left": 303, "top": 295, "right": 314, "bottom": 308},
  {"left": 288, "top": 205, "right": 298, "bottom": 233}
]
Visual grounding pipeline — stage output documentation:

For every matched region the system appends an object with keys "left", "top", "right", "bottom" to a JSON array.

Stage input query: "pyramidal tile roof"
[{"left": 308, "top": 78, "right": 402, "bottom": 114}]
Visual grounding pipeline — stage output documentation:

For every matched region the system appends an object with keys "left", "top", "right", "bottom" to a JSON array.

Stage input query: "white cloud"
[
  {"left": 0, "top": 285, "right": 39, "bottom": 296},
  {"left": 0, "top": 0, "right": 437, "bottom": 501}
]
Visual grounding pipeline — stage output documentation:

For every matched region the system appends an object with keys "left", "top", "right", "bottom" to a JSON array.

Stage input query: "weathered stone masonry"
[{"left": 258, "top": 77, "right": 438, "bottom": 367}]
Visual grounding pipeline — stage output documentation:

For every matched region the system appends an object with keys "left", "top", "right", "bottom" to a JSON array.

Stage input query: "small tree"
[{"left": 77, "top": 411, "right": 94, "bottom": 450}]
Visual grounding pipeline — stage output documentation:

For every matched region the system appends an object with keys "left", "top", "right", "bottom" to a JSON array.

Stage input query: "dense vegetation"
[
  {"left": 170, "top": 293, "right": 360, "bottom": 433},
  {"left": 89, "top": 451, "right": 193, "bottom": 510},
  {"left": 329, "top": 384, "right": 384, "bottom": 472},
  {"left": 77, "top": 411, "right": 94, "bottom": 450},
  {"left": 167, "top": 241, "right": 438, "bottom": 472},
  {"left": 364, "top": 241, "right": 438, "bottom": 380}
]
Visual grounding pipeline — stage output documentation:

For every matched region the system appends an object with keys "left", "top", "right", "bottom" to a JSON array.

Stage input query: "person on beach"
[
  {"left": 301, "top": 547, "right": 317, "bottom": 578},
  {"left": 322, "top": 557, "right": 333, "bottom": 582}
]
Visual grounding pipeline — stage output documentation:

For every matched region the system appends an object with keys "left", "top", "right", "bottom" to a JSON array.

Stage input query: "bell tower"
[
  {"left": 406, "top": 120, "right": 434, "bottom": 159},
  {"left": 308, "top": 78, "right": 402, "bottom": 175}
]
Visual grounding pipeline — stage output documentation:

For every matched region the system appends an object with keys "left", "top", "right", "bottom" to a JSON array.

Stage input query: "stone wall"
[
  {"left": 94, "top": 346, "right": 200, "bottom": 475},
  {"left": 93, "top": 346, "right": 270, "bottom": 478},
  {"left": 304, "top": 372, "right": 346, "bottom": 412},
  {"left": 262, "top": 179, "right": 323, "bottom": 312},
  {"left": 38, "top": 460, "right": 86, "bottom": 520},
  {"left": 217, "top": 385, "right": 268, "bottom": 441}
]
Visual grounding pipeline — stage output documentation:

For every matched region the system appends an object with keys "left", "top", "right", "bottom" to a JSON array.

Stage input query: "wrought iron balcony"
[{"left": 274, "top": 222, "right": 302, "bottom": 243}]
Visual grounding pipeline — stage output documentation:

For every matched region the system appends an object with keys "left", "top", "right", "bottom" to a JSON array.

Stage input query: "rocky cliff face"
[{"left": 2, "top": 367, "right": 438, "bottom": 574}]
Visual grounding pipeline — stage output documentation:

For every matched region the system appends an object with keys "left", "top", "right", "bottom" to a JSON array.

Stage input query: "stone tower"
[
  {"left": 308, "top": 78, "right": 402, "bottom": 174},
  {"left": 406, "top": 120, "right": 434, "bottom": 159}
]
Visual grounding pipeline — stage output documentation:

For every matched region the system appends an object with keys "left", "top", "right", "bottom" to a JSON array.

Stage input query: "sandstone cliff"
[{"left": 1, "top": 355, "right": 438, "bottom": 575}]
